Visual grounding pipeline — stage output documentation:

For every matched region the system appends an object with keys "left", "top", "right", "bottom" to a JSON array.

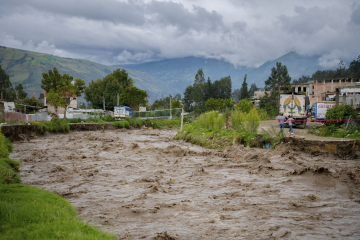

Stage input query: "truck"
[
  {"left": 311, "top": 101, "right": 337, "bottom": 121},
  {"left": 279, "top": 93, "right": 310, "bottom": 129},
  {"left": 114, "top": 105, "right": 132, "bottom": 120}
]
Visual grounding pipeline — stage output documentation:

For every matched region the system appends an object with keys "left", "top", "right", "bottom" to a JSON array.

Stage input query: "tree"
[
  {"left": 264, "top": 62, "right": 291, "bottom": 106},
  {"left": 237, "top": 99, "right": 254, "bottom": 113},
  {"left": 5, "top": 87, "right": 16, "bottom": 102},
  {"left": 118, "top": 86, "right": 148, "bottom": 111},
  {"left": 249, "top": 83, "right": 257, "bottom": 98},
  {"left": 15, "top": 84, "right": 27, "bottom": 100},
  {"left": 15, "top": 96, "right": 41, "bottom": 113},
  {"left": 84, "top": 69, "right": 133, "bottom": 110},
  {"left": 292, "top": 75, "right": 310, "bottom": 84},
  {"left": 38, "top": 93, "right": 44, "bottom": 99},
  {"left": 213, "top": 76, "right": 232, "bottom": 99},
  {"left": 41, "top": 67, "right": 85, "bottom": 120},
  {"left": 205, "top": 98, "right": 224, "bottom": 110},
  {"left": 348, "top": 55, "right": 360, "bottom": 78},
  {"left": 0, "top": 65, "right": 12, "bottom": 101},
  {"left": 239, "top": 74, "right": 249, "bottom": 100}
]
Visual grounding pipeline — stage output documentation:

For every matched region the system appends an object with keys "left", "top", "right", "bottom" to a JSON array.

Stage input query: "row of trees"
[
  {"left": 183, "top": 69, "right": 232, "bottom": 112},
  {"left": 312, "top": 56, "right": 360, "bottom": 80},
  {"left": 83, "top": 68, "right": 148, "bottom": 111}
]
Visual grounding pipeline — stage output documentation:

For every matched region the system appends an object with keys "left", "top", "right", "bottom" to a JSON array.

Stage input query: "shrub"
[
  {"left": 214, "top": 115, "right": 226, "bottom": 130},
  {"left": 246, "top": 108, "right": 260, "bottom": 133},
  {"left": 237, "top": 99, "right": 254, "bottom": 113},
  {"left": 325, "top": 105, "right": 358, "bottom": 126},
  {"left": 112, "top": 120, "right": 130, "bottom": 129},
  {"left": 103, "top": 115, "right": 115, "bottom": 122}
]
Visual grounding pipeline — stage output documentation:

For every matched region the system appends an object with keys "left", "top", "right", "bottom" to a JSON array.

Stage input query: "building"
[
  {"left": 291, "top": 78, "right": 360, "bottom": 104},
  {"left": 44, "top": 90, "right": 77, "bottom": 114}
]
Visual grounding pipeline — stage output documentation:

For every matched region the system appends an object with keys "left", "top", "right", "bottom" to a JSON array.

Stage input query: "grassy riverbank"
[{"left": 0, "top": 130, "right": 116, "bottom": 239}]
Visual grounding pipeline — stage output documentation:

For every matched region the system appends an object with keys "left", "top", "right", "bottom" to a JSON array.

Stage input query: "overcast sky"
[{"left": 0, "top": 0, "right": 359, "bottom": 68}]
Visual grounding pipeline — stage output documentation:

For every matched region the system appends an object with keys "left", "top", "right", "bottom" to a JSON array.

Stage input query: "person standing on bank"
[
  {"left": 276, "top": 113, "right": 286, "bottom": 132},
  {"left": 286, "top": 115, "right": 294, "bottom": 134}
]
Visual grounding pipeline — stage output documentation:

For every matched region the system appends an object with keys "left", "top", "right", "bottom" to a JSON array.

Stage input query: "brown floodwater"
[{"left": 10, "top": 129, "right": 360, "bottom": 239}]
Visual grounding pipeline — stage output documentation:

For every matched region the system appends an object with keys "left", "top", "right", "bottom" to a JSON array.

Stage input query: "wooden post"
[{"left": 180, "top": 108, "right": 184, "bottom": 132}]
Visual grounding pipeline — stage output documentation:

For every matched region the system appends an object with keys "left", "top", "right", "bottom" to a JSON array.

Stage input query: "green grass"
[
  {"left": 31, "top": 119, "right": 70, "bottom": 133},
  {"left": 0, "top": 158, "right": 21, "bottom": 184},
  {"left": 0, "top": 129, "right": 115, "bottom": 239},
  {"left": 307, "top": 123, "right": 360, "bottom": 139},
  {"left": 175, "top": 120, "right": 280, "bottom": 150},
  {"left": 0, "top": 184, "right": 116, "bottom": 239},
  {"left": 112, "top": 120, "right": 130, "bottom": 129}
]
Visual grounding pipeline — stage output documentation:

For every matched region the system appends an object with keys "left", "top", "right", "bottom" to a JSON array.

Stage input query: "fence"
[
  {"left": 133, "top": 108, "right": 183, "bottom": 119},
  {"left": 5, "top": 112, "right": 49, "bottom": 122},
  {"left": 4, "top": 112, "right": 99, "bottom": 122}
]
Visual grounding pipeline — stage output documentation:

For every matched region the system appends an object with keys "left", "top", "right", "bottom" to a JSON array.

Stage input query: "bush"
[
  {"left": 214, "top": 115, "right": 226, "bottom": 130},
  {"left": 246, "top": 108, "right": 260, "bottom": 133},
  {"left": 112, "top": 120, "right": 130, "bottom": 129},
  {"left": 325, "top": 105, "right": 358, "bottom": 126},
  {"left": 237, "top": 99, "right": 254, "bottom": 113},
  {"left": 103, "top": 115, "right": 115, "bottom": 122}
]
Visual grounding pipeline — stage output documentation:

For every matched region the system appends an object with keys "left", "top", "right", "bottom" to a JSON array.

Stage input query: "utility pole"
[
  {"left": 170, "top": 97, "right": 172, "bottom": 120},
  {"left": 117, "top": 93, "right": 119, "bottom": 106},
  {"left": 103, "top": 92, "right": 105, "bottom": 112}
]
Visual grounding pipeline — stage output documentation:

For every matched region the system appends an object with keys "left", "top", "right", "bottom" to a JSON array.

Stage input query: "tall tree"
[
  {"left": 213, "top": 76, "right": 232, "bottom": 99},
  {"left": 15, "top": 84, "right": 27, "bottom": 100},
  {"left": 264, "top": 62, "right": 291, "bottom": 105},
  {"left": 0, "top": 65, "right": 11, "bottom": 101},
  {"left": 249, "top": 83, "right": 257, "bottom": 98},
  {"left": 118, "top": 86, "right": 148, "bottom": 111},
  {"left": 84, "top": 68, "right": 133, "bottom": 110},
  {"left": 41, "top": 67, "right": 85, "bottom": 118},
  {"left": 239, "top": 74, "right": 249, "bottom": 100},
  {"left": 349, "top": 55, "right": 360, "bottom": 78}
]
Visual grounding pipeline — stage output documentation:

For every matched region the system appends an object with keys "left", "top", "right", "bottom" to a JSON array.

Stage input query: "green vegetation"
[
  {"left": 30, "top": 119, "right": 70, "bottom": 133},
  {"left": 118, "top": 86, "right": 148, "bottom": 111},
  {"left": 0, "top": 46, "right": 174, "bottom": 101},
  {"left": 175, "top": 109, "right": 279, "bottom": 150},
  {"left": 0, "top": 184, "right": 116, "bottom": 239},
  {"left": 308, "top": 104, "right": 359, "bottom": 139},
  {"left": 183, "top": 69, "right": 232, "bottom": 112}
]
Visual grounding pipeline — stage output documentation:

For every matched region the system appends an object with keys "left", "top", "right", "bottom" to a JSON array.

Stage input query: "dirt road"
[
  {"left": 259, "top": 120, "right": 352, "bottom": 141},
  {"left": 11, "top": 129, "right": 360, "bottom": 239}
]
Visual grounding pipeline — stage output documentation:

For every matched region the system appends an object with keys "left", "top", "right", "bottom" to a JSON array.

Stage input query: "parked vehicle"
[
  {"left": 279, "top": 93, "right": 310, "bottom": 129},
  {"left": 114, "top": 105, "right": 132, "bottom": 120},
  {"left": 311, "top": 101, "right": 337, "bottom": 121}
]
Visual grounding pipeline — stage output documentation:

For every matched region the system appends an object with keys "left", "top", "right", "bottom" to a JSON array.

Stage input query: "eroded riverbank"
[{"left": 10, "top": 129, "right": 360, "bottom": 239}]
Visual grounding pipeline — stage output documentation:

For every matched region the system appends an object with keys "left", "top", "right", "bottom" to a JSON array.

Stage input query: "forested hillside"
[{"left": 0, "top": 46, "right": 176, "bottom": 101}]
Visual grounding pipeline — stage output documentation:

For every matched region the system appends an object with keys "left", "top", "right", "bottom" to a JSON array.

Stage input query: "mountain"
[
  {"left": 0, "top": 46, "right": 176, "bottom": 101},
  {"left": 118, "top": 57, "right": 254, "bottom": 92},
  {"left": 246, "top": 51, "right": 337, "bottom": 88}
]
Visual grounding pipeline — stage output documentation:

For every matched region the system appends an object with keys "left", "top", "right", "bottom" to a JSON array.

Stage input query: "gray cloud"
[{"left": 0, "top": 0, "right": 358, "bottom": 68}]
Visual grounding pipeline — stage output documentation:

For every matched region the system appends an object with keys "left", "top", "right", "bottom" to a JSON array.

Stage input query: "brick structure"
[
  {"left": 44, "top": 90, "right": 77, "bottom": 114},
  {"left": 291, "top": 78, "right": 360, "bottom": 104}
]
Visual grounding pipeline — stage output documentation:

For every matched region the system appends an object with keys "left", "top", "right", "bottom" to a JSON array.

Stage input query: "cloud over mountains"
[{"left": 0, "top": 0, "right": 359, "bottom": 68}]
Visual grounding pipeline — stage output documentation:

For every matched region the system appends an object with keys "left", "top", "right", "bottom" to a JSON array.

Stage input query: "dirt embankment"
[
  {"left": 0, "top": 123, "right": 117, "bottom": 142},
  {"left": 10, "top": 129, "right": 360, "bottom": 239},
  {"left": 276, "top": 137, "right": 360, "bottom": 159}
]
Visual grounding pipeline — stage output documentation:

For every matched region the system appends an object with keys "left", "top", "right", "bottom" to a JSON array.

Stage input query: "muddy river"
[{"left": 10, "top": 129, "right": 360, "bottom": 239}]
